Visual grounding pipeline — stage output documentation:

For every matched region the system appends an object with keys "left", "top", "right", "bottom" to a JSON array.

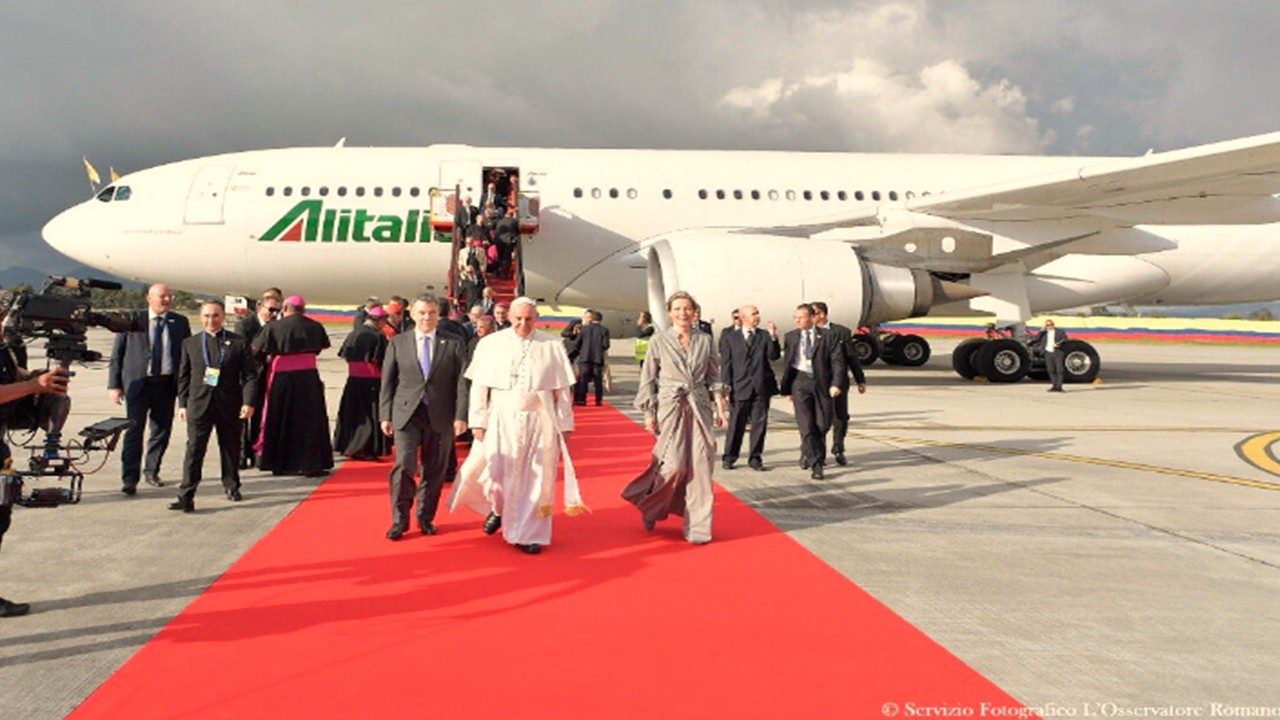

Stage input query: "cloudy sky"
[{"left": 3, "top": 0, "right": 1279, "bottom": 275}]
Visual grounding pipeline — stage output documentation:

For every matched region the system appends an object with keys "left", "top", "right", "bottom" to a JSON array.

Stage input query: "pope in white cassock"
[{"left": 449, "top": 297, "right": 587, "bottom": 554}]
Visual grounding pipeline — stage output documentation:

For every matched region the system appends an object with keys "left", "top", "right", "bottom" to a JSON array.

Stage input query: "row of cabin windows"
[
  {"left": 571, "top": 187, "right": 930, "bottom": 202},
  {"left": 264, "top": 186, "right": 424, "bottom": 198}
]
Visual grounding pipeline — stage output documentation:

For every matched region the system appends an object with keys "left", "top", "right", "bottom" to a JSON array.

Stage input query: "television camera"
[{"left": 1, "top": 276, "right": 138, "bottom": 507}]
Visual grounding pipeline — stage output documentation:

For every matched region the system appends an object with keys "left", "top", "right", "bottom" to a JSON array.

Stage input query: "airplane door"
[
  {"left": 184, "top": 165, "right": 234, "bottom": 224},
  {"left": 439, "top": 160, "right": 483, "bottom": 198}
]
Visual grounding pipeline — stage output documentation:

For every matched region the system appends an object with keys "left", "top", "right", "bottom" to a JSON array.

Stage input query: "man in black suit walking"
[
  {"left": 719, "top": 304, "right": 780, "bottom": 471},
  {"left": 779, "top": 303, "right": 846, "bottom": 480},
  {"left": 1031, "top": 319, "right": 1069, "bottom": 392},
  {"left": 379, "top": 294, "right": 470, "bottom": 540},
  {"left": 572, "top": 309, "right": 610, "bottom": 406},
  {"left": 810, "top": 301, "right": 867, "bottom": 466},
  {"left": 169, "top": 300, "right": 259, "bottom": 512},
  {"left": 108, "top": 283, "right": 192, "bottom": 495}
]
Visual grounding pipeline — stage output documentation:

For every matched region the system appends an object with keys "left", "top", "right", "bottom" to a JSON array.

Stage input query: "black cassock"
[
  {"left": 252, "top": 314, "right": 334, "bottom": 475},
  {"left": 333, "top": 324, "right": 391, "bottom": 459}
]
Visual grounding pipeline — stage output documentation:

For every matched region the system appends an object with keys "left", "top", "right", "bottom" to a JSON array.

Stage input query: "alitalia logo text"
[{"left": 260, "top": 200, "right": 449, "bottom": 243}]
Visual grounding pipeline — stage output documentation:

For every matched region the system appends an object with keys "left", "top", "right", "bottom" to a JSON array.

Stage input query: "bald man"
[{"left": 108, "top": 283, "right": 192, "bottom": 495}]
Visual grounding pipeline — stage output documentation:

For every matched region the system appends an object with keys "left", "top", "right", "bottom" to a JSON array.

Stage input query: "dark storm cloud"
[{"left": 3, "top": 1, "right": 1279, "bottom": 274}]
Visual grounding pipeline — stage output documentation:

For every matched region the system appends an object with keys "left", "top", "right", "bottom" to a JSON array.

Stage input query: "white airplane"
[{"left": 41, "top": 132, "right": 1280, "bottom": 384}]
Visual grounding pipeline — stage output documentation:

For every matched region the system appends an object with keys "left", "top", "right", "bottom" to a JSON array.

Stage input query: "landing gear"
[
  {"left": 1060, "top": 340, "right": 1101, "bottom": 383},
  {"left": 881, "top": 333, "right": 931, "bottom": 367},
  {"left": 975, "top": 339, "right": 1029, "bottom": 383},
  {"left": 949, "top": 334, "right": 1101, "bottom": 384},
  {"left": 851, "top": 333, "right": 880, "bottom": 366}
]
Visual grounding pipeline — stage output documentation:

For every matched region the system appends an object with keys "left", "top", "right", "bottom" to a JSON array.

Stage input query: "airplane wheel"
[
  {"left": 896, "top": 334, "right": 931, "bottom": 367},
  {"left": 952, "top": 338, "right": 986, "bottom": 380},
  {"left": 880, "top": 335, "right": 903, "bottom": 365},
  {"left": 1060, "top": 340, "right": 1101, "bottom": 383},
  {"left": 852, "top": 334, "right": 879, "bottom": 366},
  {"left": 976, "top": 338, "right": 1030, "bottom": 383}
]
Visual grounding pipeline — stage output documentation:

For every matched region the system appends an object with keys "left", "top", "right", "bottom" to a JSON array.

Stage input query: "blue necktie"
[
  {"left": 802, "top": 330, "right": 813, "bottom": 361},
  {"left": 150, "top": 315, "right": 164, "bottom": 376},
  {"left": 420, "top": 334, "right": 432, "bottom": 380}
]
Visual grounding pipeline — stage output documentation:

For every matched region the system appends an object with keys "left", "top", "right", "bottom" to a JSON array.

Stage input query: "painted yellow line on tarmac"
[
  {"left": 773, "top": 426, "right": 1280, "bottom": 491},
  {"left": 850, "top": 432, "right": 1280, "bottom": 492},
  {"left": 857, "top": 425, "right": 1262, "bottom": 433},
  {"left": 1236, "top": 432, "right": 1280, "bottom": 478}
]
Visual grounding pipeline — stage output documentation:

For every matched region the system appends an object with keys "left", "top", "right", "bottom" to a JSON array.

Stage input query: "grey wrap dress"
[{"left": 621, "top": 327, "right": 725, "bottom": 543}]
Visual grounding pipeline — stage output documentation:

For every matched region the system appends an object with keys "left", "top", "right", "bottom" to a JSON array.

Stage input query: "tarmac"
[{"left": 2, "top": 328, "right": 1280, "bottom": 718}]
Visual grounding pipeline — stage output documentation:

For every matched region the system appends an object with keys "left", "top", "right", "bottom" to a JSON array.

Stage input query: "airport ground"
[{"left": 1, "top": 329, "right": 1278, "bottom": 717}]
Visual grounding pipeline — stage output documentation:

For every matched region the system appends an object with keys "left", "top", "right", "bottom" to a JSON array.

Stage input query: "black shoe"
[
  {"left": 517, "top": 543, "right": 542, "bottom": 555},
  {"left": 304, "top": 469, "right": 330, "bottom": 478},
  {"left": 834, "top": 453, "right": 847, "bottom": 466},
  {"left": 748, "top": 459, "right": 765, "bottom": 471},
  {"left": 226, "top": 488, "right": 243, "bottom": 502},
  {"left": 144, "top": 473, "right": 165, "bottom": 487},
  {"left": 811, "top": 464, "right": 825, "bottom": 480},
  {"left": 594, "top": 400, "right": 603, "bottom": 406},
  {"left": 721, "top": 459, "right": 735, "bottom": 470},
  {"left": 386, "top": 525, "right": 406, "bottom": 541},
  {"left": 643, "top": 518, "right": 656, "bottom": 532},
  {"left": 800, "top": 459, "right": 811, "bottom": 470},
  {"left": 483, "top": 512, "right": 502, "bottom": 535},
  {"left": 0, "top": 598, "right": 31, "bottom": 618},
  {"left": 121, "top": 484, "right": 137, "bottom": 496},
  {"left": 419, "top": 522, "right": 438, "bottom": 536},
  {"left": 168, "top": 499, "right": 194, "bottom": 513}
]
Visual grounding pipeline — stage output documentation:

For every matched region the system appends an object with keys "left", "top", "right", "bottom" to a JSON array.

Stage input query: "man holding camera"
[
  {"left": 1, "top": 291, "right": 72, "bottom": 617},
  {"left": 108, "top": 283, "right": 191, "bottom": 495}
]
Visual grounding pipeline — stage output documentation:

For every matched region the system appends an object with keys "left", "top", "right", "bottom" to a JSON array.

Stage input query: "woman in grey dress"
[{"left": 622, "top": 291, "right": 728, "bottom": 544}]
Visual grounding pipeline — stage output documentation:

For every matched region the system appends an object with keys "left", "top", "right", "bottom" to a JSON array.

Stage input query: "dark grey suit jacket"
[
  {"left": 779, "top": 326, "right": 848, "bottom": 397},
  {"left": 108, "top": 311, "right": 192, "bottom": 399},
  {"left": 720, "top": 329, "right": 781, "bottom": 401},
  {"left": 177, "top": 331, "right": 258, "bottom": 419},
  {"left": 379, "top": 330, "right": 469, "bottom": 432}
]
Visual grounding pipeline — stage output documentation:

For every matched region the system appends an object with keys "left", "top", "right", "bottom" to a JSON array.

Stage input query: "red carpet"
[{"left": 70, "top": 404, "right": 1031, "bottom": 719}]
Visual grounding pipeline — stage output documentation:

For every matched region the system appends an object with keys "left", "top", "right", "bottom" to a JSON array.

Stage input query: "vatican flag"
[
  {"left": 83, "top": 156, "right": 101, "bottom": 185},
  {"left": 110, "top": 167, "right": 121, "bottom": 183}
]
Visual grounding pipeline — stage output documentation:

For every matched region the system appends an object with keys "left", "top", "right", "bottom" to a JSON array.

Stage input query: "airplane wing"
[
  {"left": 907, "top": 129, "right": 1280, "bottom": 225},
  {"left": 742, "top": 130, "right": 1280, "bottom": 240}
]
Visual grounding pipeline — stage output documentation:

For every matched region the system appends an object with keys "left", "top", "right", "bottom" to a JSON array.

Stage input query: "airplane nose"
[{"left": 42, "top": 204, "right": 88, "bottom": 261}]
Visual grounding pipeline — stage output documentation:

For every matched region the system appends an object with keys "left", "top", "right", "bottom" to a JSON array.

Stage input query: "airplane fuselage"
[{"left": 42, "top": 145, "right": 1280, "bottom": 329}]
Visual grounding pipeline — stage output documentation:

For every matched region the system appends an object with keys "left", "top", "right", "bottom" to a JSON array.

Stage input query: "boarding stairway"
[{"left": 431, "top": 184, "right": 538, "bottom": 313}]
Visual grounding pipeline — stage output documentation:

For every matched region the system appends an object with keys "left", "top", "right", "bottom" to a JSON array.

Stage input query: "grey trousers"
[{"left": 388, "top": 403, "right": 453, "bottom": 529}]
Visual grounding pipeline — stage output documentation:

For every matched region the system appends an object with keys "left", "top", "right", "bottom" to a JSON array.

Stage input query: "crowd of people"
[{"left": 0, "top": 274, "right": 902, "bottom": 613}]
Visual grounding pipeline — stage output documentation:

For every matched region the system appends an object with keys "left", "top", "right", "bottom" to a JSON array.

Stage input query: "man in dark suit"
[
  {"left": 779, "top": 303, "right": 846, "bottom": 480},
  {"left": 108, "top": 283, "right": 192, "bottom": 495},
  {"left": 379, "top": 294, "right": 470, "bottom": 540},
  {"left": 572, "top": 309, "right": 610, "bottom": 406},
  {"left": 169, "top": 300, "right": 259, "bottom": 512},
  {"left": 493, "top": 207, "right": 520, "bottom": 276},
  {"left": 234, "top": 292, "right": 281, "bottom": 469},
  {"left": 1031, "top": 319, "right": 1069, "bottom": 392},
  {"left": 810, "top": 301, "right": 868, "bottom": 466},
  {"left": 719, "top": 304, "right": 780, "bottom": 471}
]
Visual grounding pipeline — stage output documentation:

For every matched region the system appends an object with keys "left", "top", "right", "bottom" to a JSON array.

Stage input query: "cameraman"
[{"left": 1, "top": 292, "right": 71, "bottom": 617}]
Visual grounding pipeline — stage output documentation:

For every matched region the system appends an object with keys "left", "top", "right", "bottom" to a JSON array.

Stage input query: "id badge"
[{"left": 204, "top": 367, "right": 221, "bottom": 387}]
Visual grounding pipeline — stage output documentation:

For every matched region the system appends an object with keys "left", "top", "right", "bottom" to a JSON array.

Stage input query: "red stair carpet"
[{"left": 70, "top": 404, "right": 1031, "bottom": 719}]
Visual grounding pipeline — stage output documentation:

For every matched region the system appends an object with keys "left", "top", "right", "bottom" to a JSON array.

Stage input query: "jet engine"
[{"left": 641, "top": 232, "right": 974, "bottom": 331}]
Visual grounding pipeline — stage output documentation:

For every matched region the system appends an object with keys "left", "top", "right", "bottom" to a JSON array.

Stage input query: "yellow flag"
[
  {"left": 83, "top": 156, "right": 101, "bottom": 184},
  {"left": 110, "top": 167, "right": 120, "bottom": 183}
]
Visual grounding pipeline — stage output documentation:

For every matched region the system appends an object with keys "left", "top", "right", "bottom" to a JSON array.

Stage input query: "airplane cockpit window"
[
  {"left": 97, "top": 187, "right": 115, "bottom": 202},
  {"left": 115, "top": 186, "right": 132, "bottom": 201}
]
